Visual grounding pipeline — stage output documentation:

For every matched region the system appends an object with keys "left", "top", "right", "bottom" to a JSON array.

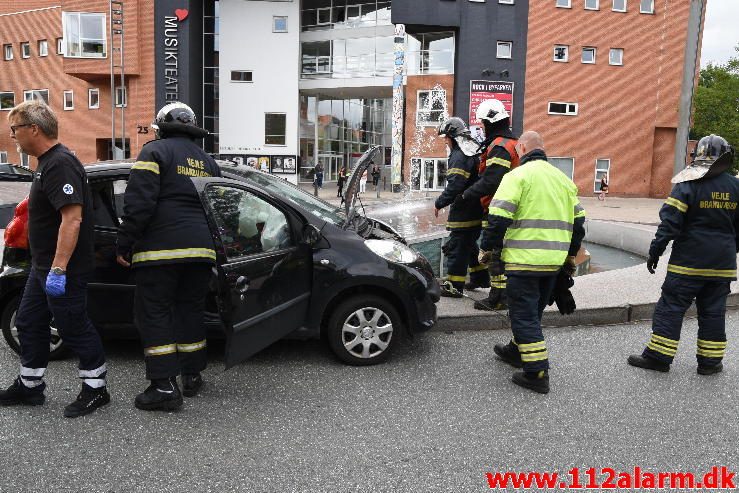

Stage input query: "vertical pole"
[
  {"left": 109, "top": 1, "right": 115, "bottom": 159},
  {"left": 390, "top": 24, "right": 405, "bottom": 193},
  {"left": 119, "top": 3, "right": 125, "bottom": 158}
]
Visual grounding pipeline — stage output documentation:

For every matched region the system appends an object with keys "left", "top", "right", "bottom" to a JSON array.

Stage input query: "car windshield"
[{"left": 224, "top": 168, "right": 345, "bottom": 225}]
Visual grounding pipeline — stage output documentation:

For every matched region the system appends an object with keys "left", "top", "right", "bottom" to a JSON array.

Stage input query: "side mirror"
[{"left": 302, "top": 223, "right": 323, "bottom": 247}]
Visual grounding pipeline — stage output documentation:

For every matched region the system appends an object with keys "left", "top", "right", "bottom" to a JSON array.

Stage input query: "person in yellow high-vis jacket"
[{"left": 479, "top": 131, "right": 586, "bottom": 394}]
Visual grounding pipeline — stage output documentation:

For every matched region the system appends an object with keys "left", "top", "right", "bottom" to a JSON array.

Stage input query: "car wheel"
[
  {"left": 1, "top": 295, "right": 67, "bottom": 360},
  {"left": 327, "top": 294, "right": 401, "bottom": 366}
]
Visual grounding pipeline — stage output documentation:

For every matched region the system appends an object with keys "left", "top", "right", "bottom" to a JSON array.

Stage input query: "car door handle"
[{"left": 235, "top": 276, "right": 250, "bottom": 293}]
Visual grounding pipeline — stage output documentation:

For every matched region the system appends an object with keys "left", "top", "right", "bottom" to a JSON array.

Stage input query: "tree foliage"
[{"left": 691, "top": 44, "right": 739, "bottom": 172}]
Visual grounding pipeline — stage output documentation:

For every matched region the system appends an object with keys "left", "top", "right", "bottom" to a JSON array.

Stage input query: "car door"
[{"left": 196, "top": 179, "right": 313, "bottom": 368}]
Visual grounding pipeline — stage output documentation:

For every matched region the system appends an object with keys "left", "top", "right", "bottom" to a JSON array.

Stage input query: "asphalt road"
[{"left": 0, "top": 314, "right": 738, "bottom": 492}]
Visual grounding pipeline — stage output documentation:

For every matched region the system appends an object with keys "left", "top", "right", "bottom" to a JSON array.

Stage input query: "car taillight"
[{"left": 4, "top": 196, "right": 29, "bottom": 250}]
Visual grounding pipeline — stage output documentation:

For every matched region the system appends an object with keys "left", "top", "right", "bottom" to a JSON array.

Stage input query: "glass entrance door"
[
  {"left": 413, "top": 158, "right": 447, "bottom": 191},
  {"left": 318, "top": 154, "right": 343, "bottom": 182}
]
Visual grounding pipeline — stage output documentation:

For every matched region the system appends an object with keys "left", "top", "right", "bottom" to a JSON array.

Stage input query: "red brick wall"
[
  {"left": 0, "top": 1, "right": 155, "bottom": 166},
  {"left": 524, "top": 1, "right": 695, "bottom": 198},
  {"left": 403, "top": 74, "right": 455, "bottom": 183}
]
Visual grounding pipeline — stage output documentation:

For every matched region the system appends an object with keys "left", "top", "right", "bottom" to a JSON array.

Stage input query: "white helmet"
[{"left": 476, "top": 99, "right": 509, "bottom": 124}]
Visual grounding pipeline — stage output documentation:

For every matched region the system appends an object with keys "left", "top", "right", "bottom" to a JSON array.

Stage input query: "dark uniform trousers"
[
  {"left": 507, "top": 274, "right": 557, "bottom": 373},
  {"left": 16, "top": 268, "right": 107, "bottom": 388},
  {"left": 135, "top": 263, "right": 212, "bottom": 380},
  {"left": 643, "top": 274, "right": 730, "bottom": 367},
  {"left": 444, "top": 228, "right": 490, "bottom": 291}
]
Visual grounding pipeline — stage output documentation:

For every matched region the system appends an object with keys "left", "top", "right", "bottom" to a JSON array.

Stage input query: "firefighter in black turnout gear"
[
  {"left": 629, "top": 134, "right": 738, "bottom": 375},
  {"left": 462, "top": 99, "right": 519, "bottom": 311},
  {"left": 117, "top": 102, "right": 221, "bottom": 411},
  {"left": 434, "top": 117, "right": 489, "bottom": 298}
]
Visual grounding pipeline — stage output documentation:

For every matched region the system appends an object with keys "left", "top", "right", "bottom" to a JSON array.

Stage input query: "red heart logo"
[{"left": 175, "top": 8, "right": 188, "bottom": 22}]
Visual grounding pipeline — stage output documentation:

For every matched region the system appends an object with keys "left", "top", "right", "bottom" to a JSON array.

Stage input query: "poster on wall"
[
  {"left": 468, "top": 80, "right": 514, "bottom": 141},
  {"left": 258, "top": 157, "right": 270, "bottom": 172},
  {"left": 270, "top": 156, "right": 297, "bottom": 174}
]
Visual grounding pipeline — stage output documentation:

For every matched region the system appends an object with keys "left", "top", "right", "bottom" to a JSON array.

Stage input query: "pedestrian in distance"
[
  {"left": 0, "top": 101, "right": 110, "bottom": 417},
  {"left": 117, "top": 102, "right": 221, "bottom": 411},
  {"left": 479, "top": 131, "right": 586, "bottom": 394},
  {"left": 337, "top": 165, "right": 346, "bottom": 198},
  {"left": 359, "top": 168, "right": 368, "bottom": 193},
  {"left": 371, "top": 165, "right": 380, "bottom": 188},
  {"left": 434, "top": 116, "right": 490, "bottom": 298},
  {"left": 628, "top": 134, "right": 738, "bottom": 375},
  {"left": 461, "top": 99, "right": 520, "bottom": 312},
  {"left": 314, "top": 161, "right": 324, "bottom": 189},
  {"left": 598, "top": 175, "right": 609, "bottom": 202}
]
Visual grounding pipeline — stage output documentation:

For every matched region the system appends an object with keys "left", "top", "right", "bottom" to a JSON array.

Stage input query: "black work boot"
[
  {"left": 512, "top": 370, "right": 550, "bottom": 394},
  {"left": 494, "top": 341, "right": 523, "bottom": 368},
  {"left": 474, "top": 288, "right": 507, "bottom": 311},
  {"left": 627, "top": 354, "right": 670, "bottom": 373},
  {"left": 134, "top": 378, "right": 183, "bottom": 411},
  {"left": 697, "top": 362, "right": 723, "bottom": 375},
  {"left": 0, "top": 377, "right": 46, "bottom": 406},
  {"left": 439, "top": 281, "right": 463, "bottom": 299},
  {"left": 181, "top": 373, "right": 203, "bottom": 398},
  {"left": 64, "top": 383, "right": 111, "bottom": 418}
]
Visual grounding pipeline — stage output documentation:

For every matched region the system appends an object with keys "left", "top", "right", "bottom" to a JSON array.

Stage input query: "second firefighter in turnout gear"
[
  {"left": 628, "top": 134, "right": 738, "bottom": 375},
  {"left": 463, "top": 99, "right": 519, "bottom": 311},
  {"left": 117, "top": 102, "right": 222, "bottom": 411},
  {"left": 434, "top": 117, "right": 489, "bottom": 298},
  {"left": 480, "top": 131, "right": 586, "bottom": 394}
]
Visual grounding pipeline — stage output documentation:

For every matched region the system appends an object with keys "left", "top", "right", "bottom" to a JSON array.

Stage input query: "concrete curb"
[{"left": 434, "top": 293, "right": 739, "bottom": 332}]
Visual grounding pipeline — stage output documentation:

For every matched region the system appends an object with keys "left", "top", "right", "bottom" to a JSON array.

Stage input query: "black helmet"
[
  {"left": 152, "top": 102, "right": 208, "bottom": 139},
  {"left": 672, "top": 134, "right": 735, "bottom": 183},
  {"left": 437, "top": 117, "right": 470, "bottom": 139}
]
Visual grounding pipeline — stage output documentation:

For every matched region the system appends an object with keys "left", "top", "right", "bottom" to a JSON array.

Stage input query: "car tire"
[
  {"left": 1, "top": 295, "right": 68, "bottom": 360},
  {"left": 327, "top": 294, "right": 401, "bottom": 366}
]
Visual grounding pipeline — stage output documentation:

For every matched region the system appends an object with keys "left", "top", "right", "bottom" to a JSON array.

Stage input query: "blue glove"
[{"left": 45, "top": 271, "right": 66, "bottom": 297}]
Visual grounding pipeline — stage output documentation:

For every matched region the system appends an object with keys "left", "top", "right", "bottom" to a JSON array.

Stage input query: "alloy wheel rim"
[
  {"left": 341, "top": 307, "right": 393, "bottom": 359},
  {"left": 9, "top": 310, "right": 63, "bottom": 353}
]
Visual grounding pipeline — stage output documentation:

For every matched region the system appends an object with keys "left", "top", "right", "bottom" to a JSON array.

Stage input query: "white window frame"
[
  {"left": 556, "top": 0, "right": 572, "bottom": 8},
  {"left": 499, "top": 0, "right": 515, "bottom": 4},
  {"left": 553, "top": 45, "right": 569, "bottom": 62},
  {"left": 640, "top": 0, "right": 654, "bottom": 13},
  {"left": 230, "top": 71, "right": 254, "bottom": 83},
  {"left": 62, "top": 12, "right": 107, "bottom": 58},
  {"left": 550, "top": 157, "right": 575, "bottom": 180},
  {"left": 582, "top": 47, "right": 596, "bottom": 64},
  {"left": 56, "top": 37, "right": 64, "bottom": 55},
  {"left": 609, "top": 48, "right": 624, "bottom": 66},
  {"left": 38, "top": 40, "right": 48, "bottom": 57},
  {"left": 0, "top": 151, "right": 7, "bottom": 163},
  {"left": 21, "top": 42, "right": 30, "bottom": 59},
  {"left": 88, "top": 88, "right": 99, "bottom": 109},
  {"left": 585, "top": 0, "right": 599, "bottom": 9},
  {"left": 548, "top": 102, "right": 578, "bottom": 116},
  {"left": 316, "top": 7, "right": 331, "bottom": 26},
  {"left": 63, "top": 90, "right": 74, "bottom": 110},
  {"left": 265, "top": 112, "right": 287, "bottom": 146},
  {"left": 594, "top": 159, "right": 610, "bottom": 193},
  {"left": 411, "top": 157, "right": 449, "bottom": 191},
  {"left": 4, "top": 44, "right": 13, "bottom": 61},
  {"left": 496, "top": 41, "right": 512, "bottom": 59},
  {"left": 416, "top": 89, "right": 447, "bottom": 127},
  {"left": 20, "top": 152, "right": 29, "bottom": 167},
  {"left": 24, "top": 89, "right": 49, "bottom": 104},
  {"left": 273, "top": 16, "right": 288, "bottom": 33},
  {"left": 0, "top": 91, "right": 15, "bottom": 111},
  {"left": 115, "top": 86, "right": 127, "bottom": 107},
  {"left": 612, "top": 0, "right": 627, "bottom": 12}
]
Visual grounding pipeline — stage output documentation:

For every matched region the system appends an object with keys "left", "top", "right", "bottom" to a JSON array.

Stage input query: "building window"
[
  {"left": 550, "top": 158, "right": 574, "bottom": 179},
  {"left": 496, "top": 41, "right": 512, "bottom": 59},
  {"left": 417, "top": 89, "right": 447, "bottom": 127},
  {"left": 63, "top": 90, "right": 74, "bottom": 110},
  {"left": 24, "top": 89, "right": 49, "bottom": 104},
  {"left": 21, "top": 42, "right": 30, "bottom": 59},
  {"left": 316, "top": 7, "right": 331, "bottom": 25},
  {"left": 556, "top": 0, "right": 571, "bottom": 7},
  {"left": 88, "top": 88, "right": 99, "bottom": 109},
  {"left": 612, "top": 0, "right": 627, "bottom": 11},
  {"left": 548, "top": 102, "right": 578, "bottom": 116},
  {"left": 56, "top": 37, "right": 64, "bottom": 55},
  {"left": 553, "top": 45, "right": 569, "bottom": 62},
  {"left": 411, "top": 158, "right": 448, "bottom": 191},
  {"left": 265, "top": 113, "right": 287, "bottom": 146},
  {"left": 4, "top": 44, "right": 13, "bottom": 61},
  {"left": 0, "top": 151, "right": 7, "bottom": 163},
  {"left": 20, "top": 152, "right": 29, "bottom": 167},
  {"left": 406, "top": 31, "right": 455, "bottom": 75},
  {"left": 0, "top": 92, "right": 14, "bottom": 110},
  {"left": 582, "top": 47, "right": 596, "bottom": 64},
  {"left": 230, "top": 71, "right": 253, "bottom": 83},
  {"left": 38, "top": 40, "right": 48, "bottom": 57},
  {"left": 115, "top": 86, "right": 127, "bottom": 107},
  {"left": 62, "top": 12, "right": 107, "bottom": 58},
  {"left": 594, "top": 159, "right": 610, "bottom": 192},
  {"left": 273, "top": 16, "right": 288, "bottom": 33},
  {"left": 640, "top": 0, "right": 654, "bottom": 13},
  {"left": 609, "top": 48, "right": 624, "bottom": 65},
  {"left": 585, "top": 0, "right": 599, "bottom": 9},
  {"left": 499, "top": 0, "right": 515, "bottom": 4}
]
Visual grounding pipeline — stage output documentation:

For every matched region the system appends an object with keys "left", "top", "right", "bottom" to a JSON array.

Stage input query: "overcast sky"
[{"left": 700, "top": 0, "right": 738, "bottom": 67}]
